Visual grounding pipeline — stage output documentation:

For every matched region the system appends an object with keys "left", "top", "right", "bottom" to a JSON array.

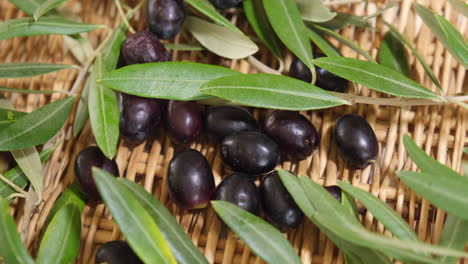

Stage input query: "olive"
[
  {"left": 168, "top": 149, "right": 215, "bottom": 209},
  {"left": 121, "top": 31, "right": 169, "bottom": 65},
  {"left": 324, "top": 185, "right": 342, "bottom": 202},
  {"left": 335, "top": 114, "right": 379, "bottom": 169},
  {"left": 264, "top": 110, "right": 319, "bottom": 160},
  {"left": 166, "top": 100, "right": 203, "bottom": 144},
  {"left": 221, "top": 131, "right": 280, "bottom": 175},
  {"left": 209, "top": 0, "right": 242, "bottom": 9},
  {"left": 146, "top": 0, "right": 185, "bottom": 39},
  {"left": 0, "top": 151, "right": 13, "bottom": 174},
  {"left": 289, "top": 58, "right": 312, "bottom": 83},
  {"left": 119, "top": 93, "right": 161, "bottom": 144},
  {"left": 74, "top": 146, "right": 119, "bottom": 201},
  {"left": 95, "top": 241, "right": 142, "bottom": 264},
  {"left": 205, "top": 105, "right": 257, "bottom": 141},
  {"left": 214, "top": 172, "right": 260, "bottom": 215},
  {"left": 260, "top": 171, "right": 303, "bottom": 231}
]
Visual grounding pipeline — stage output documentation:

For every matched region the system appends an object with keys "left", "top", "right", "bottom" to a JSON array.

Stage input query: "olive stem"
[
  {"left": 6, "top": 193, "right": 26, "bottom": 201},
  {"left": 0, "top": 173, "right": 28, "bottom": 197},
  {"left": 113, "top": 0, "right": 136, "bottom": 34}
]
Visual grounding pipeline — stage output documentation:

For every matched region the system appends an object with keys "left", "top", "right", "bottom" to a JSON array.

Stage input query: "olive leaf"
[
  {"left": 163, "top": 43, "right": 205, "bottom": 51},
  {"left": 99, "top": 62, "right": 240, "bottom": 101},
  {"left": 378, "top": 31, "right": 410, "bottom": 77},
  {"left": 0, "top": 197, "right": 35, "bottom": 264},
  {"left": 200, "top": 73, "right": 350, "bottom": 110},
  {"left": 63, "top": 34, "right": 95, "bottom": 65},
  {"left": 313, "top": 13, "right": 372, "bottom": 30},
  {"left": 312, "top": 57, "right": 439, "bottom": 98},
  {"left": 33, "top": 0, "right": 68, "bottom": 21},
  {"left": 211, "top": 200, "right": 302, "bottom": 264},
  {"left": 72, "top": 78, "right": 90, "bottom": 136},
  {"left": 93, "top": 168, "right": 177, "bottom": 264},
  {"left": 297, "top": 0, "right": 336, "bottom": 23},
  {"left": 11, "top": 148, "right": 44, "bottom": 202},
  {"left": 186, "top": 16, "right": 259, "bottom": 59},
  {"left": 184, "top": 0, "right": 239, "bottom": 31},
  {"left": 8, "top": 0, "right": 47, "bottom": 15},
  {"left": 0, "top": 108, "right": 26, "bottom": 129},
  {"left": 438, "top": 215, "right": 468, "bottom": 264},
  {"left": 36, "top": 203, "right": 81, "bottom": 264},
  {"left": 307, "top": 28, "right": 341, "bottom": 57},
  {"left": 448, "top": 0, "right": 468, "bottom": 17},
  {"left": 119, "top": 179, "right": 209, "bottom": 264},
  {"left": 44, "top": 183, "right": 86, "bottom": 230},
  {"left": 0, "top": 63, "right": 75, "bottom": 79},
  {"left": 0, "top": 86, "right": 67, "bottom": 94},
  {"left": 0, "top": 17, "right": 103, "bottom": 40}
]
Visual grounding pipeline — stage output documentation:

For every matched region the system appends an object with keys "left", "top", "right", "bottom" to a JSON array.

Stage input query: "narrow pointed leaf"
[
  {"left": 341, "top": 188, "right": 359, "bottom": 220},
  {"left": 378, "top": 31, "right": 410, "bottom": 77},
  {"left": 99, "top": 62, "right": 240, "bottom": 101},
  {"left": 277, "top": 169, "right": 315, "bottom": 217},
  {"left": 11, "top": 148, "right": 43, "bottom": 201},
  {"left": 298, "top": 0, "right": 336, "bottom": 23},
  {"left": 307, "top": 28, "right": 341, "bottom": 57},
  {"left": 72, "top": 78, "right": 90, "bottom": 136},
  {"left": 0, "top": 197, "right": 35, "bottom": 264},
  {"left": 211, "top": 200, "right": 302, "bottom": 264},
  {"left": 186, "top": 16, "right": 258, "bottom": 59},
  {"left": 36, "top": 203, "right": 81, "bottom": 264},
  {"left": 438, "top": 214, "right": 468, "bottom": 264},
  {"left": 184, "top": 0, "right": 238, "bottom": 31},
  {"left": 0, "top": 63, "right": 74, "bottom": 79},
  {"left": 119, "top": 179, "right": 209, "bottom": 264},
  {"left": 0, "top": 108, "right": 26, "bottom": 129},
  {"left": 200, "top": 73, "right": 349, "bottom": 110},
  {"left": 448, "top": 0, "right": 468, "bottom": 17},
  {"left": 312, "top": 57, "right": 439, "bottom": 98},
  {"left": 314, "top": 13, "right": 372, "bottom": 30},
  {"left": 93, "top": 168, "right": 177, "bottom": 264},
  {"left": 33, "top": 0, "right": 68, "bottom": 21},
  {"left": 0, "top": 86, "right": 66, "bottom": 94},
  {"left": 0, "top": 17, "right": 102, "bottom": 40},
  {"left": 8, "top": 0, "right": 47, "bottom": 15},
  {"left": 0, "top": 96, "right": 74, "bottom": 150},
  {"left": 44, "top": 183, "right": 86, "bottom": 229}
]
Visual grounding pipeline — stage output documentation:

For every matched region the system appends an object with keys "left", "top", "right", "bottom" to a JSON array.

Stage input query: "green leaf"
[
  {"left": 0, "top": 96, "right": 74, "bottom": 151},
  {"left": 341, "top": 187, "right": 359, "bottom": 220},
  {"left": 33, "top": 0, "right": 68, "bottom": 21},
  {"left": 44, "top": 183, "right": 86, "bottom": 230},
  {"left": 8, "top": 0, "right": 47, "bottom": 15},
  {"left": 11, "top": 148, "right": 43, "bottom": 201},
  {"left": 314, "top": 13, "right": 372, "bottom": 30},
  {"left": 211, "top": 200, "right": 302, "bottom": 264},
  {"left": 63, "top": 34, "right": 95, "bottom": 65},
  {"left": 0, "top": 197, "right": 35, "bottom": 264},
  {"left": 36, "top": 203, "right": 81, "bottom": 264},
  {"left": 99, "top": 62, "right": 240, "bottom": 101},
  {"left": 186, "top": 16, "right": 259, "bottom": 59},
  {"left": 337, "top": 181, "right": 419, "bottom": 242},
  {"left": 93, "top": 168, "right": 177, "bottom": 264},
  {"left": 118, "top": 179, "right": 209, "bottom": 264},
  {"left": 200, "top": 73, "right": 349, "bottom": 110},
  {"left": 297, "top": 0, "right": 336, "bottom": 23},
  {"left": 0, "top": 148, "right": 53, "bottom": 201},
  {"left": 0, "top": 86, "right": 66, "bottom": 94},
  {"left": 448, "top": 0, "right": 468, "bottom": 17},
  {"left": 243, "top": 0, "right": 283, "bottom": 58},
  {"left": 277, "top": 169, "right": 315, "bottom": 217},
  {"left": 312, "top": 57, "right": 439, "bottom": 98},
  {"left": 306, "top": 28, "right": 341, "bottom": 57},
  {"left": 0, "top": 108, "right": 26, "bottom": 129},
  {"left": 163, "top": 43, "right": 205, "bottom": 51},
  {"left": 0, "top": 17, "right": 102, "bottom": 41},
  {"left": 438, "top": 214, "right": 468, "bottom": 264},
  {"left": 72, "top": 78, "right": 90, "bottom": 136},
  {"left": 0, "top": 63, "right": 74, "bottom": 79},
  {"left": 184, "top": 0, "right": 238, "bottom": 31},
  {"left": 413, "top": 3, "right": 468, "bottom": 67},
  {"left": 378, "top": 31, "right": 410, "bottom": 77}
]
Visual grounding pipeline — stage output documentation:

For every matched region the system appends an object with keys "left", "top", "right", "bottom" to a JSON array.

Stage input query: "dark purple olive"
[
  {"left": 205, "top": 105, "right": 257, "bottom": 141},
  {"left": 289, "top": 58, "right": 312, "bottom": 83},
  {"left": 168, "top": 149, "right": 215, "bottom": 209},
  {"left": 264, "top": 110, "right": 319, "bottom": 160},
  {"left": 214, "top": 172, "right": 260, "bottom": 215},
  {"left": 260, "top": 171, "right": 303, "bottom": 231},
  {"left": 166, "top": 100, "right": 203, "bottom": 144},
  {"left": 0, "top": 151, "right": 13, "bottom": 174},
  {"left": 75, "top": 146, "right": 119, "bottom": 201},
  {"left": 221, "top": 131, "right": 280, "bottom": 175},
  {"left": 95, "top": 241, "right": 142, "bottom": 264},
  {"left": 121, "top": 31, "right": 169, "bottom": 65},
  {"left": 119, "top": 93, "right": 161, "bottom": 144},
  {"left": 146, "top": 0, "right": 185, "bottom": 39},
  {"left": 335, "top": 114, "right": 378, "bottom": 169},
  {"left": 325, "top": 185, "right": 342, "bottom": 202},
  {"left": 209, "top": 0, "right": 242, "bottom": 9},
  {"left": 314, "top": 53, "right": 349, "bottom": 93}
]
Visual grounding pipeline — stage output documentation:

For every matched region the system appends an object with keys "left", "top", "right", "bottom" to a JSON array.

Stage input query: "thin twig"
[
  {"left": 114, "top": 0, "right": 136, "bottom": 34},
  {"left": 0, "top": 173, "right": 28, "bottom": 196},
  {"left": 6, "top": 193, "right": 26, "bottom": 201}
]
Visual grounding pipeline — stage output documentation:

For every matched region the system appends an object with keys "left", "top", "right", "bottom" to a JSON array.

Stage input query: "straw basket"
[{"left": 1, "top": 0, "right": 467, "bottom": 263}]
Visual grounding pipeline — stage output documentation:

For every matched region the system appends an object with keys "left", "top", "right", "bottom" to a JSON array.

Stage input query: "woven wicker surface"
[{"left": 1, "top": 0, "right": 467, "bottom": 263}]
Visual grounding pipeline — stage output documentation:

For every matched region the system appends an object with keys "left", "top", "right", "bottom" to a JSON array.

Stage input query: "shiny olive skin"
[
  {"left": 146, "top": 0, "right": 185, "bottom": 39},
  {"left": 209, "top": 0, "right": 242, "bottom": 9},
  {"left": 325, "top": 185, "right": 342, "bottom": 202},
  {"left": 168, "top": 149, "right": 215, "bottom": 209},
  {"left": 264, "top": 110, "right": 319, "bottom": 160},
  {"left": 74, "top": 146, "right": 119, "bottom": 201},
  {"left": 95, "top": 241, "right": 142, "bottom": 264},
  {"left": 221, "top": 131, "right": 280, "bottom": 175},
  {"left": 260, "top": 171, "right": 303, "bottom": 231},
  {"left": 166, "top": 100, "right": 203, "bottom": 144},
  {"left": 289, "top": 58, "right": 312, "bottom": 83},
  {"left": 205, "top": 105, "right": 257, "bottom": 141},
  {"left": 121, "top": 31, "right": 169, "bottom": 65},
  {"left": 119, "top": 93, "right": 161, "bottom": 144},
  {"left": 214, "top": 172, "right": 260, "bottom": 215},
  {"left": 335, "top": 114, "right": 379, "bottom": 169},
  {"left": 0, "top": 151, "right": 13, "bottom": 174}
]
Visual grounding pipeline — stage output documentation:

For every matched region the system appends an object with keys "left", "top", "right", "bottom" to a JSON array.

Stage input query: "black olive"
[
  {"left": 335, "top": 114, "right": 379, "bottom": 169},
  {"left": 95, "top": 241, "right": 142, "bottom": 264},
  {"left": 260, "top": 171, "right": 303, "bottom": 231},
  {"left": 146, "top": 0, "right": 185, "bottom": 39},
  {"left": 168, "top": 149, "right": 215, "bottom": 209},
  {"left": 121, "top": 31, "right": 169, "bottom": 65},
  {"left": 119, "top": 93, "right": 161, "bottom": 144},
  {"left": 221, "top": 131, "right": 280, "bottom": 175},
  {"left": 0, "top": 151, "right": 13, "bottom": 174},
  {"left": 205, "top": 105, "right": 257, "bottom": 141},
  {"left": 289, "top": 58, "right": 312, "bottom": 83},
  {"left": 324, "top": 185, "right": 342, "bottom": 202},
  {"left": 214, "top": 172, "right": 260, "bottom": 215},
  {"left": 209, "top": 0, "right": 242, "bottom": 9},
  {"left": 166, "top": 100, "right": 203, "bottom": 145},
  {"left": 264, "top": 110, "right": 319, "bottom": 160},
  {"left": 74, "top": 146, "right": 119, "bottom": 201}
]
